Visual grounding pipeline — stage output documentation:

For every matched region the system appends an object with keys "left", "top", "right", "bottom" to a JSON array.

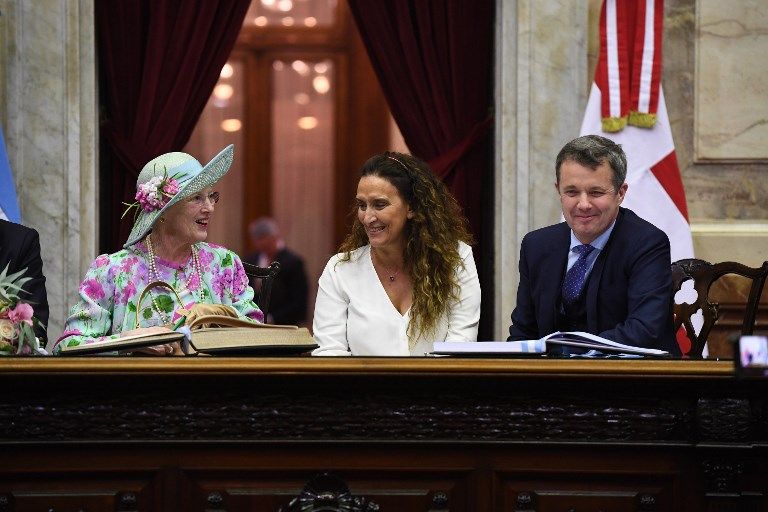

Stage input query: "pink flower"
[
  {"left": 187, "top": 272, "right": 201, "bottom": 291},
  {"left": 211, "top": 268, "right": 233, "bottom": 298},
  {"left": 162, "top": 178, "right": 180, "bottom": 196},
  {"left": 120, "top": 256, "right": 138, "bottom": 274},
  {"left": 8, "top": 303, "right": 33, "bottom": 324},
  {"left": 233, "top": 266, "right": 248, "bottom": 296},
  {"left": 198, "top": 249, "right": 214, "bottom": 269},
  {"left": 82, "top": 278, "right": 105, "bottom": 300},
  {"left": 135, "top": 175, "right": 180, "bottom": 212},
  {"left": 121, "top": 280, "right": 137, "bottom": 303},
  {"left": 95, "top": 254, "right": 110, "bottom": 268},
  {"left": 247, "top": 309, "right": 265, "bottom": 323}
]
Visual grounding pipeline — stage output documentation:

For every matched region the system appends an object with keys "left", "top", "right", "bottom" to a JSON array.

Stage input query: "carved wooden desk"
[{"left": 0, "top": 358, "right": 765, "bottom": 511}]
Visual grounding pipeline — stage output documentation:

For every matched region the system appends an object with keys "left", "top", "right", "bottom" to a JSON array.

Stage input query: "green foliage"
[{"left": 155, "top": 294, "right": 174, "bottom": 313}]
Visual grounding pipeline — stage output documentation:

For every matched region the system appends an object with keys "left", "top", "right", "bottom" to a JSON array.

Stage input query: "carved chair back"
[
  {"left": 671, "top": 258, "right": 768, "bottom": 358},
  {"left": 242, "top": 260, "right": 281, "bottom": 319}
]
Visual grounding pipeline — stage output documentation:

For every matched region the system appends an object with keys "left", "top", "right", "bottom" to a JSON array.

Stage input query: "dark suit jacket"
[
  {"left": 508, "top": 207, "right": 678, "bottom": 354},
  {"left": 245, "top": 248, "right": 308, "bottom": 325},
  {"left": 0, "top": 219, "right": 49, "bottom": 339}
]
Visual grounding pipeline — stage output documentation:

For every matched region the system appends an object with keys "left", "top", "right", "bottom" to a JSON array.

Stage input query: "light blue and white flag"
[{"left": 0, "top": 126, "right": 21, "bottom": 223}]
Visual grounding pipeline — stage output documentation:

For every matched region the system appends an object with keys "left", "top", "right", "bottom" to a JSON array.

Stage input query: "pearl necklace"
[{"left": 145, "top": 234, "right": 204, "bottom": 324}]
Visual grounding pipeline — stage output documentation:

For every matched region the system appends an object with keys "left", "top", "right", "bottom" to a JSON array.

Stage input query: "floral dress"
[{"left": 53, "top": 240, "right": 263, "bottom": 353}]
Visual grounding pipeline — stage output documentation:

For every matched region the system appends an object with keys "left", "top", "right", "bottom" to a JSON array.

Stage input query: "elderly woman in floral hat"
[{"left": 53, "top": 145, "right": 262, "bottom": 355}]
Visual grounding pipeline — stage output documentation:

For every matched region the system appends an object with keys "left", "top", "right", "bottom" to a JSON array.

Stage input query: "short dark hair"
[{"left": 555, "top": 135, "right": 627, "bottom": 190}]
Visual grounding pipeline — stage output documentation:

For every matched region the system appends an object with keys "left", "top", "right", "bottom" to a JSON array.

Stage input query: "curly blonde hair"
[{"left": 338, "top": 151, "right": 473, "bottom": 341}]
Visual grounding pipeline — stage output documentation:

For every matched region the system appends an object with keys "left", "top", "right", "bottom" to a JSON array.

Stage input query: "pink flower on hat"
[{"left": 133, "top": 173, "right": 182, "bottom": 213}]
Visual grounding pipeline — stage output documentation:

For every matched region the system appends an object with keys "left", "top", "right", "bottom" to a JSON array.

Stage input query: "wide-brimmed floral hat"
[{"left": 123, "top": 145, "right": 234, "bottom": 248}]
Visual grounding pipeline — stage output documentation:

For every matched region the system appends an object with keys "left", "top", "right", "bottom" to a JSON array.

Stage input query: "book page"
[
  {"left": 543, "top": 331, "right": 669, "bottom": 356},
  {"left": 59, "top": 331, "right": 185, "bottom": 355}
]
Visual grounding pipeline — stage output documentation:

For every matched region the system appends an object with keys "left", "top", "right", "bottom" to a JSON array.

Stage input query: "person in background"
[
  {"left": 507, "top": 135, "right": 679, "bottom": 354},
  {"left": 312, "top": 151, "right": 481, "bottom": 356},
  {"left": 245, "top": 217, "right": 309, "bottom": 325},
  {"left": 0, "top": 219, "right": 49, "bottom": 342},
  {"left": 53, "top": 145, "right": 262, "bottom": 355}
]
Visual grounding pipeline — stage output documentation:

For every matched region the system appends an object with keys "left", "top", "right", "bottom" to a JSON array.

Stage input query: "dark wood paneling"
[{"left": 0, "top": 359, "right": 766, "bottom": 511}]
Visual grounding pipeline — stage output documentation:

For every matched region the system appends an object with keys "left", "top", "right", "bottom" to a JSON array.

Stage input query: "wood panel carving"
[
  {"left": 0, "top": 360, "right": 766, "bottom": 511},
  {"left": 0, "top": 388, "right": 700, "bottom": 443}
]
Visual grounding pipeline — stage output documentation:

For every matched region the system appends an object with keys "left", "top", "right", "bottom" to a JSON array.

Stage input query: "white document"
[
  {"left": 432, "top": 339, "right": 546, "bottom": 355},
  {"left": 432, "top": 331, "right": 669, "bottom": 357},
  {"left": 540, "top": 331, "right": 670, "bottom": 356}
]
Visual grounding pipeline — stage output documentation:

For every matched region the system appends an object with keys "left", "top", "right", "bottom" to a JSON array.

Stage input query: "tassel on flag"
[
  {"left": 596, "top": 0, "right": 664, "bottom": 132},
  {"left": 581, "top": 0, "right": 693, "bottom": 264}
]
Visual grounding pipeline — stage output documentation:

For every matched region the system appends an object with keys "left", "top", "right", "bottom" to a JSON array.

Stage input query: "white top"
[{"left": 312, "top": 241, "right": 481, "bottom": 356}]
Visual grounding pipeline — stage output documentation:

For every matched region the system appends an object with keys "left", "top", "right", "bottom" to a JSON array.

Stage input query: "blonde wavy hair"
[{"left": 338, "top": 151, "right": 473, "bottom": 341}]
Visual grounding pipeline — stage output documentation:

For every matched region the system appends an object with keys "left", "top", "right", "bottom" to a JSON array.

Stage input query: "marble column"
[
  {"left": 0, "top": 0, "right": 97, "bottom": 347},
  {"left": 494, "top": 0, "right": 588, "bottom": 339}
]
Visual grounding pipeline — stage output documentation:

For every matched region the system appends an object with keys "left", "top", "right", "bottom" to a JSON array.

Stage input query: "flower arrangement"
[
  {"left": 122, "top": 166, "right": 182, "bottom": 219},
  {"left": 0, "top": 264, "right": 47, "bottom": 355}
]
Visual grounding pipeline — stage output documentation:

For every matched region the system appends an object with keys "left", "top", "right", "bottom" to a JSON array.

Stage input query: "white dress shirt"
[{"left": 312, "top": 241, "right": 481, "bottom": 356}]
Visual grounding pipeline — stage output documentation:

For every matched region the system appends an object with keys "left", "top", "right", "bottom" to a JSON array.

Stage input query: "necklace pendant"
[{"left": 389, "top": 275, "right": 395, "bottom": 282}]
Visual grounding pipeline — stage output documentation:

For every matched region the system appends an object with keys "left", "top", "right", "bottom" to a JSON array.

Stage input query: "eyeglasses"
[{"left": 188, "top": 191, "right": 220, "bottom": 206}]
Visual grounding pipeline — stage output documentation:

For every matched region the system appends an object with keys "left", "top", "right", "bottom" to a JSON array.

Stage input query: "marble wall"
[
  {"left": 494, "top": 0, "right": 587, "bottom": 339},
  {"left": 0, "top": 0, "right": 97, "bottom": 347},
  {"left": 694, "top": 0, "right": 768, "bottom": 161},
  {"left": 664, "top": 0, "right": 768, "bottom": 224},
  {"left": 663, "top": 0, "right": 768, "bottom": 263}
]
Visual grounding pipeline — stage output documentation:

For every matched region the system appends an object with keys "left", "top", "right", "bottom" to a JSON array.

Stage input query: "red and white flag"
[{"left": 580, "top": 0, "right": 693, "bottom": 263}]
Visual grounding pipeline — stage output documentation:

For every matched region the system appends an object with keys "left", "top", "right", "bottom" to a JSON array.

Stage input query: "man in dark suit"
[
  {"left": 0, "top": 219, "right": 49, "bottom": 340},
  {"left": 245, "top": 217, "right": 309, "bottom": 326},
  {"left": 508, "top": 135, "right": 678, "bottom": 354}
]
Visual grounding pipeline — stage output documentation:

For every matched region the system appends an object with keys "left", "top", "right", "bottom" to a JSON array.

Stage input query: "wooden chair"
[
  {"left": 242, "top": 260, "right": 281, "bottom": 318},
  {"left": 671, "top": 258, "right": 768, "bottom": 358},
  {"left": 279, "top": 473, "right": 379, "bottom": 512}
]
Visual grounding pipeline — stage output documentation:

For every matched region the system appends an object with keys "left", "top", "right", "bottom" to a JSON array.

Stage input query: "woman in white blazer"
[{"left": 312, "top": 151, "right": 480, "bottom": 356}]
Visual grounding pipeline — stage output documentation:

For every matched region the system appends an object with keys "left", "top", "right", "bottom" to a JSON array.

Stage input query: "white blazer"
[{"left": 312, "top": 241, "right": 480, "bottom": 356}]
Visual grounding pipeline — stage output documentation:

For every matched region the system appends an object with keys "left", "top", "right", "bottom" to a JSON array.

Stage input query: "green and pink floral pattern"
[{"left": 53, "top": 241, "right": 262, "bottom": 353}]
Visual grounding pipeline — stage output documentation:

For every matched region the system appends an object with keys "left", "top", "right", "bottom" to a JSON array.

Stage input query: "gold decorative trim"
[
  {"left": 601, "top": 116, "right": 628, "bottom": 133},
  {"left": 628, "top": 111, "right": 657, "bottom": 128}
]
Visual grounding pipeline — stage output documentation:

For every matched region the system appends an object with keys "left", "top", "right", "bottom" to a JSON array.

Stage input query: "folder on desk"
[
  {"left": 541, "top": 331, "right": 670, "bottom": 357},
  {"left": 432, "top": 331, "right": 669, "bottom": 358}
]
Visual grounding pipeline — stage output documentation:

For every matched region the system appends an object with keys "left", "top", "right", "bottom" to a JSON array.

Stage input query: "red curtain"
[
  {"left": 97, "top": 0, "right": 250, "bottom": 251},
  {"left": 347, "top": 0, "right": 494, "bottom": 250}
]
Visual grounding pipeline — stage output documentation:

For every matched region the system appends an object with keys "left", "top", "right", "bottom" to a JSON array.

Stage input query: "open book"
[
  {"left": 59, "top": 331, "right": 186, "bottom": 356},
  {"left": 188, "top": 324, "right": 316, "bottom": 355},
  {"left": 60, "top": 314, "right": 317, "bottom": 356},
  {"left": 433, "top": 331, "right": 670, "bottom": 357}
]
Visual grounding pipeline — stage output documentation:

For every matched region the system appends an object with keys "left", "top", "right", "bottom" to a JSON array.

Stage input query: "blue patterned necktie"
[{"left": 561, "top": 244, "right": 595, "bottom": 305}]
